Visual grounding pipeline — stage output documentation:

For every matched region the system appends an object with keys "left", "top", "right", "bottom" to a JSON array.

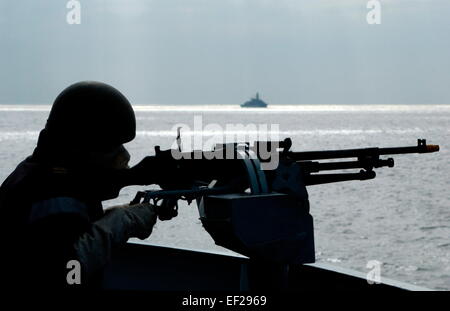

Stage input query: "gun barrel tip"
[{"left": 426, "top": 145, "right": 440, "bottom": 153}]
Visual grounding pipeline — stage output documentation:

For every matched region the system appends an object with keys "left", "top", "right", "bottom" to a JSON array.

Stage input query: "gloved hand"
[
  {"left": 73, "top": 203, "right": 157, "bottom": 277},
  {"left": 101, "top": 203, "right": 158, "bottom": 241}
]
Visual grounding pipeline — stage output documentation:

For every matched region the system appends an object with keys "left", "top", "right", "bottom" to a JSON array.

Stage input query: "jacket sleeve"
[
  {"left": 27, "top": 199, "right": 90, "bottom": 287},
  {"left": 73, "top": 205, "right": 156, "bottom": 278},
  {"left": 28, "top": 197, "right": 156, "bottom": 287}
]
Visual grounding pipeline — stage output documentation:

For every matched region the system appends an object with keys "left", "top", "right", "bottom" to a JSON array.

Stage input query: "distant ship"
[{"left": 240, "top": 92, "right": 268, "bottom": 108}]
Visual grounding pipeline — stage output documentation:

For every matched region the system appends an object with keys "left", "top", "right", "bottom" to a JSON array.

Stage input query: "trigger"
[{"left": 130, "top": 191, "right": 145, "bottom": 205}]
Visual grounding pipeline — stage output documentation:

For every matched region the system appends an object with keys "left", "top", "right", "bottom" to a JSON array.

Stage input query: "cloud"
[
  {"left": 97, "top": 0, "right": 152, "bottom": 18},
  {"left": 0, "top": 0, "right": 449, "bottom": 105}
]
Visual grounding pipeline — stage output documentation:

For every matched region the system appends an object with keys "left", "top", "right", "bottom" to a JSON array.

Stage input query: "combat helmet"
[{"left": 44, "top": 81, "right": 136, "bottom": 152}]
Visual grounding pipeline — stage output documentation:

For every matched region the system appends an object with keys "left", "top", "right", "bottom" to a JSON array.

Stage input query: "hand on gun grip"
[
  {"left": 156, "top": 198, "right": 179, "bottom": 221},
  {"left": 127, "top": 203, "right": 158, "bottom": 239},
  {"left": 107, "top": 203, "right": 158, "bottom": 240},
  {"left": 129, "top": 191, "right": 179, "bottom": 221}
]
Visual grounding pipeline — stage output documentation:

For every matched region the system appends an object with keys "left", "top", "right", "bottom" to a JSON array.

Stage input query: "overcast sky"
[{"left": 0, "top": 0, "right": 449, "bottom": 105}]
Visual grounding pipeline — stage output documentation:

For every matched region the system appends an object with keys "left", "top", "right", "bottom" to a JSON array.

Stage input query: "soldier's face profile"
[
  {"left": 112, "top": 146, "right": 131, "bottom": 170},
  {"left": 86, "top": 145, "right": 131, "bottom": 170}
]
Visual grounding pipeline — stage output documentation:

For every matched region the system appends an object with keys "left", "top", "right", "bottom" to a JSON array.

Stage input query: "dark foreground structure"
[{"left": 103, "top": 241, "right": 429, "bottom": 291}]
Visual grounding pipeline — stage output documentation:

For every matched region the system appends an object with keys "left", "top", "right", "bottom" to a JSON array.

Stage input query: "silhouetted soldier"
[{"left": 0, "top": 81, "right": 164, "bottom": 289}]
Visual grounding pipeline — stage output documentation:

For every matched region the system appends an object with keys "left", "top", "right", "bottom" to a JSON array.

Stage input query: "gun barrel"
[
  {"left": 380, "top": 144, "right": 440, "bottom": 154},
  {"left": 288, "top": 139, "right": 439, "bottom": 161}
]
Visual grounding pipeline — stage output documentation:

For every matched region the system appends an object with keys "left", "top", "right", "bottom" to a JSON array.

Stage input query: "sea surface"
[{"left": 0, "top": 104, "right": 449, "bottom": 290}]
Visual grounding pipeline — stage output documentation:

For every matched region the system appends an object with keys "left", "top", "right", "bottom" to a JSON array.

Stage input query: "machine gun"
[{"left": 130, "top": 138, "right": 439, "bottom": 266}]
